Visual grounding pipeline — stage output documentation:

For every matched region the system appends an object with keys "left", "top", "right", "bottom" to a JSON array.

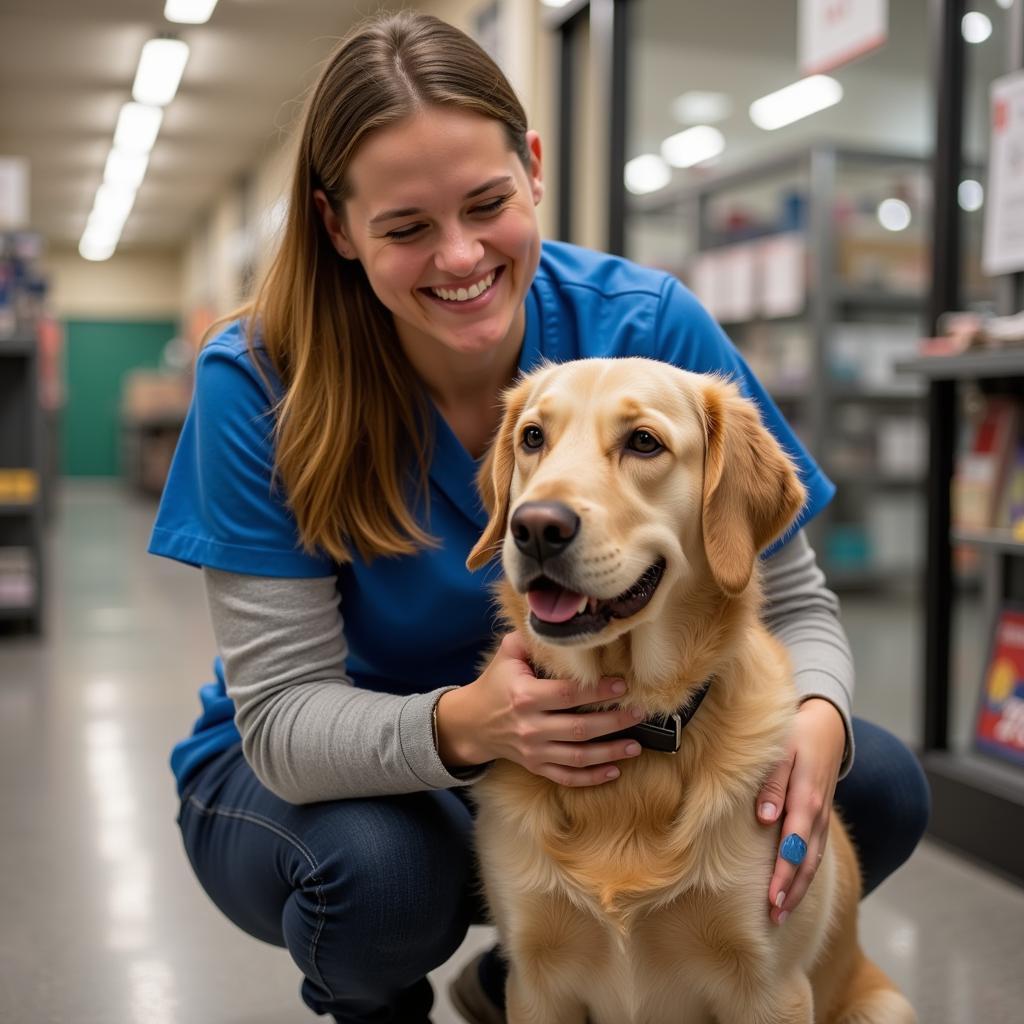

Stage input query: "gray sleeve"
[
  {"left": 760, "top": 531, "right": 856, "bottom": 778},
  {"left": 202, "top": 567, "right": 490, "bottom": 804}
]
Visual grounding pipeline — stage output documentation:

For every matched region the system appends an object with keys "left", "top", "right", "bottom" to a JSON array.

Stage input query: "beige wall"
[{"left": 46, "top": 247, "right": 182, "bottom": 321}]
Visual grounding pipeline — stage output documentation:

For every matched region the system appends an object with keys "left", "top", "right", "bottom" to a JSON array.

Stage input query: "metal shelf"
[
  {"left": 951, "top": 527, "right": 1024, "bottom": 555},
  {"left": 897, "top": 348, "right": 1024, "bottom": 380}
]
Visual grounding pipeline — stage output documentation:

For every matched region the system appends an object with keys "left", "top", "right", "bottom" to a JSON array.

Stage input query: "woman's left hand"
[{"left": 755, "top": 697, "right": 847, "bottom": 925}]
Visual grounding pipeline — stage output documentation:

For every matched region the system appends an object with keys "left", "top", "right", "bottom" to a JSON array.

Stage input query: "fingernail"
[
  {"left": 625, "top": 742, "right": 641, "bottom": 756},
  {"left": 778, "top": 911, "right": 789, "bottom": 925},
  {"left": 775, "top": 891, "right": 786, "bottom": 909},
  {"left": 605, "top": 767, "right": 620, "bottom": 780},
  {"left": 611, "top": 680, "right": 627, "bottom": 695},
  {"left": 760, "top": 802, "right": 776, "bottom": 820}
]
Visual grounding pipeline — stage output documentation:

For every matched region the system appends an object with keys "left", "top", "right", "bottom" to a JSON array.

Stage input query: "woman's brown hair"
[{"left": 219, "top": 10, "right": 530, "bottom": 563}]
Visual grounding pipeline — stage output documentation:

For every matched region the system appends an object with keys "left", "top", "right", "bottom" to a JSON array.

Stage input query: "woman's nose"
[{"left": 434, "top": 228, "right": 484, "bottom": 276}]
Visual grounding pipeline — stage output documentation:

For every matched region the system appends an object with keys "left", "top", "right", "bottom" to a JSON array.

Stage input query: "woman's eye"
[
  {"left": 627, "top": 429, "right": 662, "bottom": 455},
  {"left": 473, "top": 195, "right": 509, "bottom": 215},
  {"left": 522, "top": 425, "right": 544, "bottom": 450},
  {"left": 386, "top": 224, "right": 425, "bottom": 240}
]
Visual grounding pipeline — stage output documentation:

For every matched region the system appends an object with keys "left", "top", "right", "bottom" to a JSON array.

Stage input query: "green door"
[{"left": 62, "top": 320, "right": 177, "bottom": 476}]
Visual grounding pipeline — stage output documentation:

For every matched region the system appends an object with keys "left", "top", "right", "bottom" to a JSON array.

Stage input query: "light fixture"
[
  {"left": 90, "top": 184, "right": 137, "bottom": 232},
  {"left": 625, "top": 154, "right": 671, "bottom": 195},
  {"left": 959, "top": 179, "right": 984, "bottom": 212},
  {"left": 103, "top": 150, "right": 149, "bottom": 191},
  {"left": 962, "top": 12, "right": 993, "bottom": 44},
  {"left": 996, "top": 0, "right": 1013, "bottom": 9},
  {"left": 660, "top": 125, "right": 725, "bottom": 168},
  {"left": 540, "top": 0, "right": 574, "bottom": 7},
  {"left": 164, "top": 0, "right": 219, "bottom": 24},
  {"left": 877, "top": 198, "right": 911, "bottom": 232},
  {"left": 132, "top": 37, "right": 190, "bottom": 106},
  {"left": 749, "top": 75, "right": 843, "bottom": 131},
  {"left": 113, "top": 103, "right": 163, "bottom": 154},
  {"left": 79, "top": 235, "right": 117, "bottom": 262},
  {"left": 671, "top": 91, "right": 733, "bottom": 126}
]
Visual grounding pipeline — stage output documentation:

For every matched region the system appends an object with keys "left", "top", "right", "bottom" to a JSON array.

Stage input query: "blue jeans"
[{"left": 177, "top": 718, "right": 929, "bottom": 1023}]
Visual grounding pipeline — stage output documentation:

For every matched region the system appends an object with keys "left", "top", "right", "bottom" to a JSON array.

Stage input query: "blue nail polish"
[{"left": 780, "top": 833, "right": 807, "bottom": 866}]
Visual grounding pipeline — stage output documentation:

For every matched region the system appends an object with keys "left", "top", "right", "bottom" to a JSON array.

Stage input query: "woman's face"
[{"left": 316, "top": 106, "right": 544, "bottom": 366}]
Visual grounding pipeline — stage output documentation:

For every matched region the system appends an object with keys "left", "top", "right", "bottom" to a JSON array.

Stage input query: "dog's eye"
[
  {"left": 522, "top": 425, "right": 544, "bottom": 450},
  {"left": 627, "top": 429, "right": 663, "bottom": 456}
]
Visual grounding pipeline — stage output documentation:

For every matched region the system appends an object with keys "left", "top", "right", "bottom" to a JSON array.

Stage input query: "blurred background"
[{"left": 1, "top": 1, "right": 1023, "bottom": 1022}]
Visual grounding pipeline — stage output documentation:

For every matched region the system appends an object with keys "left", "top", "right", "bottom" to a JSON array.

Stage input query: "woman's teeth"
[{"left": 430, "top": 270, "right": 496, "bottom": 303}]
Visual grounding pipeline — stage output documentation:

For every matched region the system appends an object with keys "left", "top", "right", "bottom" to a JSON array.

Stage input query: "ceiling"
[
  {"left": 0, "top": 0, "right": 1014, "bottom": 257},
  {"left": 0, "top": 0, "right": 363, "bottom": 253}
]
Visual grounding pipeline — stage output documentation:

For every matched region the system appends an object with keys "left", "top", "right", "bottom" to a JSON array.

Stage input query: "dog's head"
[{"left": 467, "top": 358, "right": 806, "bottom": 649}]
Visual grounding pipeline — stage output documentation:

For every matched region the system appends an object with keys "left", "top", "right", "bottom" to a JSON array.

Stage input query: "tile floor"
[{"left": 1, "top": 480, "right": 1022, "bottom": 1023}]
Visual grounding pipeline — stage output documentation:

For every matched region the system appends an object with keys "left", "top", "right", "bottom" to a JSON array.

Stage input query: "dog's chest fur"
[{"left": 474, "top": 646, "right": 795, "bottom": 932}]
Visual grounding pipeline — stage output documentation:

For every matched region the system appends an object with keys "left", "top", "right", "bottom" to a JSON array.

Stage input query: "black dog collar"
[
  {"left": 602, "top": 679, "right": 712, "bottom": 753},
  {"left": 543, "top": 662, "right": 713, "bottom": 754}
]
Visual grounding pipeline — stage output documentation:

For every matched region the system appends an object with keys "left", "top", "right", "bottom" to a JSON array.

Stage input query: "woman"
[{"left": 150, "top": 11, "right": 929, "bottom": 1024}]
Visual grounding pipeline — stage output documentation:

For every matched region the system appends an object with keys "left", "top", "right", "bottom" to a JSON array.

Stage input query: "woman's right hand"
[{"left": 435, "top": 631, "right": 645, "bottom": 787}]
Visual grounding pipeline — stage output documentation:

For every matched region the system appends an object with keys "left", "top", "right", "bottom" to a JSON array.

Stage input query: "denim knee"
[
  {"left": 835, "top": 718, "right": 931, "bottom": 895},
  {"left": 289, "top": 789, "right": 479, "bottom": 1001}
]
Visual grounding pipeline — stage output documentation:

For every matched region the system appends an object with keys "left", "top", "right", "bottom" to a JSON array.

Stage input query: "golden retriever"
[{"left": 465, "top": 358, "right": 915, "bottom": 1024}]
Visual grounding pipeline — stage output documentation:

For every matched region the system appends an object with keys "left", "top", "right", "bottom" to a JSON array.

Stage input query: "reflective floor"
[{"left": 1, "top": 481, "right": 1022, "bottom": 1024}]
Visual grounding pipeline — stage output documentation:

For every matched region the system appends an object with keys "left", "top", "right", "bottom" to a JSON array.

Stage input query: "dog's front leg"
[{"left": 505, "top": 968, "right": 589, "bottom": 1024}]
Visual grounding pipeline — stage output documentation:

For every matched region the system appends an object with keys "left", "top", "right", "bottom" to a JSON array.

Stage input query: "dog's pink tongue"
[{"left": 527, "top": 587, "right": 584, "bottom": 623}]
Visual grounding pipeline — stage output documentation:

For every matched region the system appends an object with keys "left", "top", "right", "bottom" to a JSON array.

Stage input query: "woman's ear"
[
  {"left": 466, "top": 378, "right": 532, "bottom": 572},
  {"left": 313, "top": 189, "right": 358, "bottom": 259},
  {"left": 526, "top": 130, "right": 544, "bottom": 206}
]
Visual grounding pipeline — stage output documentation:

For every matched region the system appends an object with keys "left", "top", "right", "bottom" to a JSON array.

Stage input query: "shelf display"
[
  {"left": 974, "top": 605, "right": 1024, "bottom": 768},
  {"left": 628, "top": 143, "right": 928, "bottom": 588}
]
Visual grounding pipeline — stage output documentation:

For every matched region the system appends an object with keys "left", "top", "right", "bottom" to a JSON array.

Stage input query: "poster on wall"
[
  {"left": 799, "top": 0, "right": 888, "bottom": 76},
  {"left": 974, "top": 606, "right": 1024, "bottom": 768},
  {"left": 983, "top": 71, "right": 1024, "bottom": 276}
]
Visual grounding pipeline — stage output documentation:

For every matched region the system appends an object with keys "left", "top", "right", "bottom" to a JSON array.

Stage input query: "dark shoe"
[{"left": 448, "top": 950, "right": 506, "bottom": 1024}]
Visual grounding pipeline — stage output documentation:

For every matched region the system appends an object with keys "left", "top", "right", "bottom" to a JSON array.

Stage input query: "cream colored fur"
[{"left": 465, "top": 359, "right": 915, "bottom": 1024}]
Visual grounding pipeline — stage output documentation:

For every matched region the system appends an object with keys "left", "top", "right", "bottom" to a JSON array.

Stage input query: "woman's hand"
[
  {"left": 756, "top": 697, "right": 847, "bottom": 924},
  {"left": 435, "top": 631, "right": 645, "bottom": 786}
]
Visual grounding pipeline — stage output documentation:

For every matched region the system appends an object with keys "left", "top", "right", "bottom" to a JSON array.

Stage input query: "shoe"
[{"left": 448, "top": 951, "right": 506, "bottom": 1024}]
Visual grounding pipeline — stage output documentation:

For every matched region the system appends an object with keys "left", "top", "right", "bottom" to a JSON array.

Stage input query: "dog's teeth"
[
  {"left": 577, "top": 596, "right": 588, "bottom": 616},
  {"left": 588, "top": 597, "right": 599, "bottom": 614}
]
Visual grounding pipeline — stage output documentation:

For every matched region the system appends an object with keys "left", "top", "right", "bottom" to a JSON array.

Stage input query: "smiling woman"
[{"left": 146, "top": 9, "right": 928, "bottom": 1024}]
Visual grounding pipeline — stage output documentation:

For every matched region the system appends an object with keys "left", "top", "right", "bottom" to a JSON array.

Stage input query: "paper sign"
[
  {"left": 0, "top": 157, "right": 29, "bottom": 230},
  {"left": 799, "top": 0, "right": 888, "bottom": 76},
  {"left": 983, "top": 71, "right": 1024, "bottom": 276}
]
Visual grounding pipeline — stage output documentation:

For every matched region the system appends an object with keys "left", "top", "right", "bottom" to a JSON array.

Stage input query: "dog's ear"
[
  {"left": 700, "top": 379, "right": 807, "bottom": 595},
  {"left": 466, "top": 377, "right": 532, "bottom": 571}
]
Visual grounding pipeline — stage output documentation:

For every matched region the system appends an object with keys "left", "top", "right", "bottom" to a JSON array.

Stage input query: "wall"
[{"left": 46, "top": 247, "right": 182, "bottom": 320}]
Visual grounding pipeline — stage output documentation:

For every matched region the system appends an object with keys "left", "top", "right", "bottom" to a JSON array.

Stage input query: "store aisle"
[{"left": 1, "top": 481, "right": 1021, "bottom": 1024}]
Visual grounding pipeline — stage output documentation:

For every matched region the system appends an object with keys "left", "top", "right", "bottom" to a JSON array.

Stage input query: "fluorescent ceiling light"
[
  {"left": 671, "top": 91, "right": 733, "bottom": 126},
  {"left": 104, "top": 149, "right": 149, "bottom": 190},
  {"left": 540, "top": 0, "right": 574, "bottom": 6},
  {"left": 749, "top": 75, "right": 843, "bottom": 131},
  {"left": 996, "top": 0, "right": 1013, "bottom": 9},
  {"left": 661, "top": 125, "right": 725, "bottom": 168},
  {"left": 625, "top": 154, "right": 671, "bottom": 195},
  {"left": 132, "top": 38, "right": 190, "bottom": 106},
  {"left": 113, "top": 103, "right": 163, "bottom": 154},
  {"left": 962, "top": 12, "right": 992, "bottom": 44},
  {"left": 877, "top": 198, "right": 911, "bottom": 232},
  {"left": 959, "top": 179, "right": 984, "bottom": 212},
  {"left": 91, "top": 184, "right": 137, "bottom": 230},
  {"left": 164, "top": 0, "right": 219, "bottom": 23},
  {"left": 79, "top": 236, "right": 117, "bottom": 262}
]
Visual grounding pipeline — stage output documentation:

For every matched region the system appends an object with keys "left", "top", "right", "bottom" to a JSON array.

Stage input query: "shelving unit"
[
  {"left": 897, "top": 349, "right": 1024, "bottom": 883},
  {"left": 628, "top": 143, "right": 930, "bottom": 589},
  {"left": 0, "top": 325, "right": 44, "bottom": 633}
]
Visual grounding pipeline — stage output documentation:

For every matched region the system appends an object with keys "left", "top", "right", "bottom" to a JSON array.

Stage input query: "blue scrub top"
[{"left": 150, "top": 241, "right": 834, "bottom": 792}]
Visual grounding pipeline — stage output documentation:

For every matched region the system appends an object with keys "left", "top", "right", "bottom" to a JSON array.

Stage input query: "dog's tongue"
[{"left": 527, "top": 586, "right": 585, "bottom": 623}]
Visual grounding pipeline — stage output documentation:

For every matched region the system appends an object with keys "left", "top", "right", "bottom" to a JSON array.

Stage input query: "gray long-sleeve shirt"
[{"left": 203, "top": 530, "right": 854, "bottom": 804}]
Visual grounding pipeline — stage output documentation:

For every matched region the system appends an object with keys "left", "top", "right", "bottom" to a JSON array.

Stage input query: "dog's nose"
[{"left": 510, "top": 501, "right": 580, "bottom": 562}]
